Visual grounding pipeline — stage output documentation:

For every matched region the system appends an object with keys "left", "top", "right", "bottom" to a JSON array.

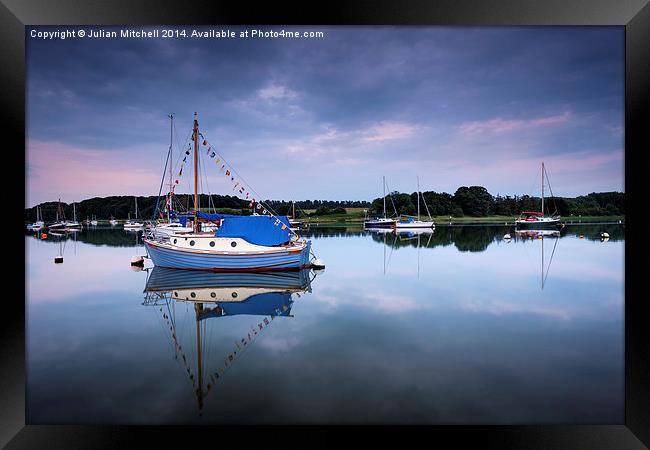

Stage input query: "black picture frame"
[{"left": 5, "top": 1, "right": 648, "bottom": 447}]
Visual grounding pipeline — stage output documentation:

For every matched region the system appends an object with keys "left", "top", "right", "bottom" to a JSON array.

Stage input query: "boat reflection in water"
[
  {"left": 515, "top": 228, "right": 560, "bottom": 290},
  {"left": 142, "top": 267, "right": 317, "bottom": 414}
]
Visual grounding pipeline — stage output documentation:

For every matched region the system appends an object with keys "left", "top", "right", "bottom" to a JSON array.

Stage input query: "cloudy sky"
[{"left": 26, "top": 26, "right": 624, "bottom": 207}]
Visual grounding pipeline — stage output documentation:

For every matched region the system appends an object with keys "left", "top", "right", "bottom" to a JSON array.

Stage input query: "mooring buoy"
[
  {"left": 131, "top": 255, "right": 145, "bottom": 266},
  {"left": 503, "top": 233, "right": 511, "bottom": 240}
]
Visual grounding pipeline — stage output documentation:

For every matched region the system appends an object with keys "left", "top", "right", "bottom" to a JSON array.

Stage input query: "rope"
[{"left": 199, "top": 134, "right": 301, "bottom": 239}]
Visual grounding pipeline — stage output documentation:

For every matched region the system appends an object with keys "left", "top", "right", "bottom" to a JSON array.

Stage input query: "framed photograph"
[{"left": 6, "top": 0, "right": 648, "bottom": 447}]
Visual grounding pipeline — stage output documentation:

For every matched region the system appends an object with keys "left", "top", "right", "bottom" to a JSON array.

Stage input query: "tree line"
[
  {"left": 368, "top": 187, "right": 625, "bottom": 217},
  {"left": 24, "top": 189, "right": 624, "bottom": 222},
  {"left": 24, "top": 195, "right": 371, "bottom": 222}
]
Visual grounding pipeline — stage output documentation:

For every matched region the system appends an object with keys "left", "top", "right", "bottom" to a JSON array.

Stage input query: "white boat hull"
[
  {"left": 395, "top": 221, "right": 435, "bottom": 229},
  {"left": 144, "top": 236, "right": 312, "bottom": 272}
]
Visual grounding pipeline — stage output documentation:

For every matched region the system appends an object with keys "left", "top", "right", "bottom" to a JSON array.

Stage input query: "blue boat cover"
[
  {"left": 196, "top": 211, "right": 239, "bottom": 221},
  {"left": 216, "top": 215, "right": 292, "bottom": 246}
]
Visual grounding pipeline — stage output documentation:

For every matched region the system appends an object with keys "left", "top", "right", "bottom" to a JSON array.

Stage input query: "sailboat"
[
  {"left": 124, "top": 197, "right": 144, "bottom": 229},
  {"left": 364, "top": 176, "right": 397, "bottom": 229},
  {"left": 143, "top": 113, "right": 314, "bottom": 272},
  {"left": 48, "top": 199, "right": 67, "bottom": 231},
  {"left": 49, "top": 199, "right": 80, "bottom": 231},
  {"left": 395, "top": 176, "right": 435, "bottom": 229},
  {"left": 64, "top": 202, "right": 82, "bottom": 230},
  {"left": 288, "top": 201, "right": 302, "bottom": 229},
  {"left": 31, "top": 206, "right": 45, "bottom": 231},
  {"left": 515, "top": 162, "right": 561, "bottom": 228}
]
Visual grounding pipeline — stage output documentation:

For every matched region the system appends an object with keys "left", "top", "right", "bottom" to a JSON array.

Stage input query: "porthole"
[
  {"left": 189, "top": 240, "right": 195, "bottom": 246},
  {"left": 231, "top": 292, "right": 238, "bottom": 298},
  {"left": 231, "top": 241, "right": 237, "bottom": 247},
  {"left": 210, "top": 241, "right": 215, "bottom": 247},
  {"left": 190, "top": 292, "right": 196, "bottom": 298},
  {"left": 210, "top": 292, "right": 216, "bottom": 298},
  {"left": 173, "top": 238, "right": 177, "bottom": 244}
]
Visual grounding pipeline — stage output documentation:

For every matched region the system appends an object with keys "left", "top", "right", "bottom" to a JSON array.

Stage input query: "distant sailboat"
[
  {"left": 515, "top": 162, "right": 561, "bottom": 228},
  {"left": 31, "top": 206, "right": 45, "bottom": 230},
  {"left": 64, "top": 202, "right": 82, "bottom": 230},
  {"left": 364, "top": 176, "right": 397, "bottom": 229},
  {"left": 124, "top": 197, "right": 144, "bottom": 230},
  {"left": 395, "top": 176, "right": 435, "bottom": 230},
  {"left": 48, "top": 199, "right": 80, "bottom": 231}
]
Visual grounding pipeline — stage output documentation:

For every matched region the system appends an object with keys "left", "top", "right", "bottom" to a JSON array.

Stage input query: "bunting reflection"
[{"left": 142, "top": 267, "right": 317, "bottom": 414}]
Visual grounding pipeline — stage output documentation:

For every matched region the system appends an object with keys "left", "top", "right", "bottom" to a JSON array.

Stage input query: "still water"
[{"left": 26, "top": 225, "right": 624, "bottom": 424}]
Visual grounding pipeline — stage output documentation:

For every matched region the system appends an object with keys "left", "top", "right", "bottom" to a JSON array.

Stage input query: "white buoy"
[
  {"left": 312, "top": 258, "right": 326, "bottom": 269},
  {"left": 600, "top": 232, "right": 609, "bottom": 238},
  {"left": 131, "top": 255, "right": 145, "bottom": 266},
  {"left": 503, "top": 234, "right": 511, "bottom": 240}
]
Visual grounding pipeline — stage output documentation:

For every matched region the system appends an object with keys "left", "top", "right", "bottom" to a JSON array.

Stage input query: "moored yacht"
[
  {"left": 364, "top": 176, "right": 396, "bottom": 229},
  {"left": 515, "top": 162, "right": 561, "bottom": 228},
  {"left": 143, "top": 113, "right": 315, "bottom": 272}
]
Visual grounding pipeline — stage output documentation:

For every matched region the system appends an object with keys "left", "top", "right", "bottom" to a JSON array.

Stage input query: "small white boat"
[
  {"left": 150, "top": 221, "right": 193, "bottom": 238},
  {"left": 515, "top": 162, "right": 561, "bottom": 228},
  {"left": 109, "top": 217, "right": 118, "bottom": 226},
  {"left": 395, "top": 176, "right": 435, "bottom": 230},
  {"left": 31, "top": 206, "right": 45, "bottom": 231},
  {"left": 124, "top": 198, "right": 144, "bottom": 229},
  {"left": 90, "top": 215, "right": 98, "bottom": 226},
  {"left": 364, "top": 176, "right": 397, "bottom": 229}
]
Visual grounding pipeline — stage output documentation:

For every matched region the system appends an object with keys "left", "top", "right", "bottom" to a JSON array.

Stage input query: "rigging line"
[
  {"left": 199, "top": 144, "right": 217, "bottom": 214},
  {"left": 202, "top": 137, "right": 300, "bottom": 237},
  {"left": 384, "top": 179, "right": 399, "bottom": 217},
  {"left": 544, "top": 166, "right": 558, "bottom": 215},
  {"left": 152, "top": 146, "right": 171, "bottom": 222},
  {"left": 202, "top": 138, "right": 282, "bottom": 217},
  {"left": 152, "top": 298, "right": 177, "bottom": 360},
  {"left": 543, "top": 236, "right": 559, "bottom": 288},
  {"left": 204, "top": 317, "right": 272, "bottom": 400}
]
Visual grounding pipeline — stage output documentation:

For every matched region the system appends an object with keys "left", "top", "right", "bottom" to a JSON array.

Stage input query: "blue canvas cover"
[
  {"left": 215, "top": 215, "right": 292, "bottom": 246},
  {"left": 196, "top": 211, "right": 238, "bottom": 221}
]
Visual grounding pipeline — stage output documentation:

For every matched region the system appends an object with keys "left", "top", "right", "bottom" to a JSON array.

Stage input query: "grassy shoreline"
[{"left": 299, "top": 209, "right": 625, "bottom": 226}]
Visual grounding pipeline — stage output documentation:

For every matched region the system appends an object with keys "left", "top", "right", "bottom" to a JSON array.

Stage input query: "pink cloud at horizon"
[{"left": 27, "top": 140, "right": 161, "bottom": 207}]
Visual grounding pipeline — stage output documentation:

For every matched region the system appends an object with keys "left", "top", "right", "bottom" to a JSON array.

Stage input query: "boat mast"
[
  {"left": 541, "top": 162, "right": 545, "bottom": 215},
  {"left": 193, "top": 112, "right": 199, "bottom": 233},
  {"left": 168, "top": 113, "right": 173, "bottom": 223},
  {"left": 195, "top": 303, "right": 204, "bottom": 412},
  {"left": 383, "top": 176, "right": 386, "bottom": 218},
  {"left": 417, "top": 175, "right": 421, "bottom": 221}
]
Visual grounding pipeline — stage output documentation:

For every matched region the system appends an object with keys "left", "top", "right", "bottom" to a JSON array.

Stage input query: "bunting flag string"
[{"left": 199, "top": 134, "right": 300, "bottom": 237}]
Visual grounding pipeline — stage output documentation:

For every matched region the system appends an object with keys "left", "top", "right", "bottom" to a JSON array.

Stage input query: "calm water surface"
[{"left": 26, "top": 225, "right": 624, "bottom": 424}]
